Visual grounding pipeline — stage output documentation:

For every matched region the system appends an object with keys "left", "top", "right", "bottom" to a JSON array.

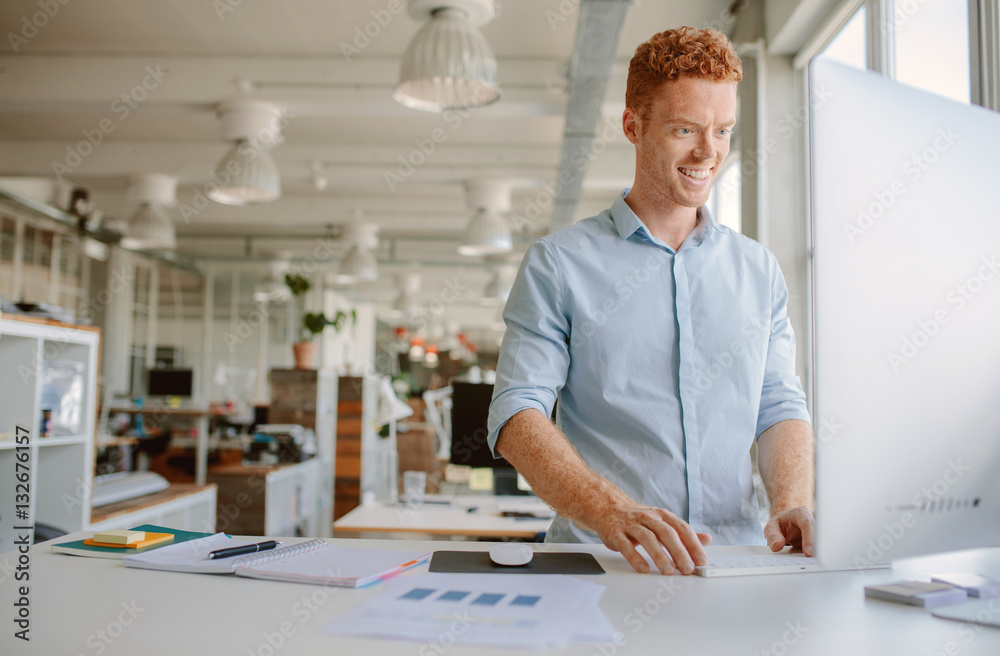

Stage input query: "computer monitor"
[
  {"left": 147, "top": 368, "right": 194, "bottom": 397},
  {"left": 450, "top": 381, "right": 513, "bottom": 470},
  {"left": 809, "top": 60, "right": 1000, "bottom": 567}
]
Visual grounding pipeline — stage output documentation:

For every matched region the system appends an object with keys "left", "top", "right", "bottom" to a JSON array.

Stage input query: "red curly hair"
[{"left": 626, "top": 27, "right": 743, "bottom": 120}]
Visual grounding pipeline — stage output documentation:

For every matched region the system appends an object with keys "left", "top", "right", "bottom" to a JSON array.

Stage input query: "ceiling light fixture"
[
  {"left": 393, "top": 272, "right": 423, "bottom": 315},
  {"left": 310, "top": 161, "right": 328, "bottom": 192},
  {"left": 208, "top": 99, "right": 284, "bottom": 206},
  {"left": 334, "top": 220, "right": 379, "bottom": 285},
  {"left": 459, "top": 177, "right": 512, "bottom": 257},
  {"left": 253, "top": 265, "right": 291, "bottom": 304},
  {"left": 120, "top": 173, "right": 177, "bottom": 251},
  {"left": 395, "top": 0, "right": 501, "bottom": 112},
  {"left": 481, "top": 271, "right": 512, "bottom": 305}
]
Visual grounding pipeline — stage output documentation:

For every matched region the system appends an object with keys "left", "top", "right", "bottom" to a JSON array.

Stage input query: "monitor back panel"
[{"left": 809, "top": 61, "right": 1000, "bottom": 566}]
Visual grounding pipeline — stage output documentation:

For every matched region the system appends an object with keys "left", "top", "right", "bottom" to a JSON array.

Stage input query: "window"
[
  {"left": 895, "top": 0, "right": 971, "bottom": 103},
  {"left": 818, "top": 6, "right": 867, "bottom": 70},
  {"left": 710, "top": 158, "right": 742, "bottom": 234}
]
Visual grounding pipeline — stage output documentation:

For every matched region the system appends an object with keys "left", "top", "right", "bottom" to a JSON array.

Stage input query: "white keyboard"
[{"left": 695, "top": 553, "right": 887, "bottom": 578}]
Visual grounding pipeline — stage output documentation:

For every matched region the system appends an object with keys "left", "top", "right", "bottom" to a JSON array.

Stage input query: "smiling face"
[{"left": 624, "top": 76, "right": 737, "bottom": 212}]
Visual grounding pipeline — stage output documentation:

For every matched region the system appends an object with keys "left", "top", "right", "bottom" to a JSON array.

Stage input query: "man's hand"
[
  {"left": 763, "top": 506, "right": 816, "bottom": 556},
  {"left": 590, "top": 502, "right": 712, "bottom": 575}
]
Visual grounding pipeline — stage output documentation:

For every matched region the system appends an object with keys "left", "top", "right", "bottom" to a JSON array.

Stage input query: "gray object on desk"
[{"left": 429, "top": 550, "right": 605, "bottom": 575}]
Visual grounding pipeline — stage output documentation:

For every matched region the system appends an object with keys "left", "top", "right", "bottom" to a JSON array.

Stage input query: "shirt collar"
[{"left": 610, "top": 189, "right": 717, "bottom": 248}]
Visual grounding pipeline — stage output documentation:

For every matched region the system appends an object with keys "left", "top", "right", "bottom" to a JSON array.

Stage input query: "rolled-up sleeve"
[
  {"left": 487, "top": 239, "right": 571, "bottom": 457},
  {"left": 755, "top": 257, "right": 811, "bottom": 437}
]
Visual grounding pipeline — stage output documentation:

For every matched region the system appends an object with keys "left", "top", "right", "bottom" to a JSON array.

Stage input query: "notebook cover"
[
  {"left": 52, "top": 525, "right": 216, "bottom": 559},
  {"left": 429, "top": 550, "right": 605, "bottom": 575}
]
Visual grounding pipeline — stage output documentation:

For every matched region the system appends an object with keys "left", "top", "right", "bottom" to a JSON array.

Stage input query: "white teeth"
[{"left": 679, "top": 167, "right": 710, "bottom": 180}]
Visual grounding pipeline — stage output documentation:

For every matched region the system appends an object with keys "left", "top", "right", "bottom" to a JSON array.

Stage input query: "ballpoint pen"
[{"left": 208, "top": 540, "right": 282, "bottom": 560}]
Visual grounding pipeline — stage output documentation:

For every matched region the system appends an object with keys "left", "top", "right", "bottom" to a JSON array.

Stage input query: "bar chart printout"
[{"left": 319, "top": 573, "right": 618, "bottom": 648}]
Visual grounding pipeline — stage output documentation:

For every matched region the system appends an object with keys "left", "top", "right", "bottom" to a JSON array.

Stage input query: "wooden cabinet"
[
  {"left": 207, "top": 460, "right": 319, "bottom": 537},
  {"left": 335, "top": 377, "right": 364, "bottom": 520}
]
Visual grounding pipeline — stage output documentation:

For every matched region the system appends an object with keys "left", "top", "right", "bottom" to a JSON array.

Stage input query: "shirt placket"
[{"left": 672, "top": 248, "right": 702, "bottom": 528}]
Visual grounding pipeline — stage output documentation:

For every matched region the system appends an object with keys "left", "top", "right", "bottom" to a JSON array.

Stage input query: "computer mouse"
[{"left": 488, "top": 543, "right": 534, "bottom": 567}]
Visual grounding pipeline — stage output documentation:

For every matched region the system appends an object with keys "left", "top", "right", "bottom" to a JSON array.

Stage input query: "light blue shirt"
[{"left": 487, "top": 192, "right": 810, "bottom": 545}]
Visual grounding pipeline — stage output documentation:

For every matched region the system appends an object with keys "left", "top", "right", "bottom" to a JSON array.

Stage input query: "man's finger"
[
  {"left": 655, "top": 513, "right": 707, "bottom": 568},
  {"left": 612, "top": 533, "right": 650, "bottom": 574},
  {"left": 796, "top": 509, "right": 816, "bottom": 556},
  {"left": 697, "top": 532, "right": 713, "bottom": 546},
  {"left": 763, "top": 520, "right": 786, "bottom": 552},
  {"left": 630, "top": 525, "right": 676, "bottom": 575},
  {"left": 642, "top": 520, "right": 691, "bottom": 574}
]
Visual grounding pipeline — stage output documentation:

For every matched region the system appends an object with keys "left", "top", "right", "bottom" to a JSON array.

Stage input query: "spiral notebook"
[{"left": 123, "top": 534, "right": 430, "bottom": 587}]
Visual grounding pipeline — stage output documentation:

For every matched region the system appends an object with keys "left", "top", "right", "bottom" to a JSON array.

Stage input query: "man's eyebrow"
[{"left": 660, "top": 117, "right": 737, "bottom": 127}]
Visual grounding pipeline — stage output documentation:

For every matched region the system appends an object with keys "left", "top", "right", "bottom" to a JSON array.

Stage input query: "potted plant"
[{"left": 286, "top": 273, "right": 357, "bottom": 369}]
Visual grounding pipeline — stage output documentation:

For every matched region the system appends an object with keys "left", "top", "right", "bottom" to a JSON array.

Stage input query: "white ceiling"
[{"left": 0, "top": 0, "right": 734, "bottom": 329}]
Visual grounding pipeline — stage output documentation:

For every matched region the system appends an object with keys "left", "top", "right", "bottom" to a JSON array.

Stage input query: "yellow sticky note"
[
  {"left": 94, "top": 530, "right": 145, "bottom": 545},
  {"left": 468, "top": 468, "right": 494, "bottom": 491}
]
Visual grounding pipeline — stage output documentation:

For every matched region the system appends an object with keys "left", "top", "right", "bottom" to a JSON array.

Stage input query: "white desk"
[
  {"left": 5, "top": 536, "right": 1000, "bottom": 655},
  {"left": 333, "top": 494, "right": 554, "bottom": 539}
]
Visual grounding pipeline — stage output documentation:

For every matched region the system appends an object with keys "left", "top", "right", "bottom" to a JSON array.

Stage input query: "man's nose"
[{"left": 692, "top": 134, "right": 716, "bottom": 160}]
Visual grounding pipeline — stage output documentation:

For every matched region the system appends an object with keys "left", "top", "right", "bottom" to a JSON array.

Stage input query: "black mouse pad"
[{"left": 428, "top": 550, "right": 605, "bottom": 574}]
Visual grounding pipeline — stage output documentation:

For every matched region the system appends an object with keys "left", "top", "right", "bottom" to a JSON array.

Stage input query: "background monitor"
[
  {"left": 147, "top": 368, "right": 194, "bottom": 397},
  {"left": 450, "top": 381, "right": 513, "bottom": 470},
  {"left": 809, "top": 60, "right": 1000, "bottom": 567}
]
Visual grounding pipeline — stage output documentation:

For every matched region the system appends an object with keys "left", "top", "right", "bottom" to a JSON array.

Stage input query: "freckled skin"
[{"left": 496, "top": 75, "right": 816, "bottom": 574}]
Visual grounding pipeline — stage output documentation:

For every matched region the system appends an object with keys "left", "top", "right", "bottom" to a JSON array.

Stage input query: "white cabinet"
[
  {"left": 88, "top": 485, "right": 217, "bottom": 534},
  {"left": 0, "top": 317, "right": 99, "bottom": 553},
  {"left": 0, "top": 317, "right": 217, "bottom": 554}
]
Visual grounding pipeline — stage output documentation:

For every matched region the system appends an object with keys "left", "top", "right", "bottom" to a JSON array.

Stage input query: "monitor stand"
[{"left": 493, "top": 469, "right": 531, "bottom": 496}]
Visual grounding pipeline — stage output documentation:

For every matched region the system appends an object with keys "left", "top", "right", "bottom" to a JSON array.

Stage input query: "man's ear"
[{"left": 622, "top": 107, "right": 640, "bottom": 145}]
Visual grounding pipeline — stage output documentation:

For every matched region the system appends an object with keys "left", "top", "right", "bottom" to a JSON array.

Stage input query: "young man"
[{"left": 486, "top": 27, "right": 816, "bottom": 575}]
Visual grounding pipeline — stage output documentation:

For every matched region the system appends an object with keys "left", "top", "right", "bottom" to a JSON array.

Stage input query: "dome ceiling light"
[
  {"left": 120, "top": 173, "right": 177, "bottom": 251},
  {"left": 459, "top": 176, "right": 512, "bottom": 257},
  {"left": 395, "top": 0, "right": 501, "bottom": 113},
  {"left": 208, "top": 99, "right": 284, "bottom": 206}
]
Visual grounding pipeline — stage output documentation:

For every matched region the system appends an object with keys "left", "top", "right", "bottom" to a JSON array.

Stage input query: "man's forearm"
[
  {"left": 495, "top": 408, "right": 632, "bottom": 533},
  {"left": 757, "top": 419, "right": 815, "bottom": 515}
]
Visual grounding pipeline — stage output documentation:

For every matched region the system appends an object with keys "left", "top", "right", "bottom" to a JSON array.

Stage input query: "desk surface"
[
  {"left": 4, "top": 535, "right": 1000, "bottom": 655},
  {"left": 333, "top": 494, "right": 554, "bottom": 539}
]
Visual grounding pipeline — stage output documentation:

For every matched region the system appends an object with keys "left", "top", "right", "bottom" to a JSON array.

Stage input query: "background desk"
[
  {"left": 4, "top": 536, "right": 1000, "bottom": 655},
  {"left": 107, "top": 406, "right": 233, "bottom": 485},
  {"left": 333, "top": 494, "right": 554, "bottom": 540}
]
